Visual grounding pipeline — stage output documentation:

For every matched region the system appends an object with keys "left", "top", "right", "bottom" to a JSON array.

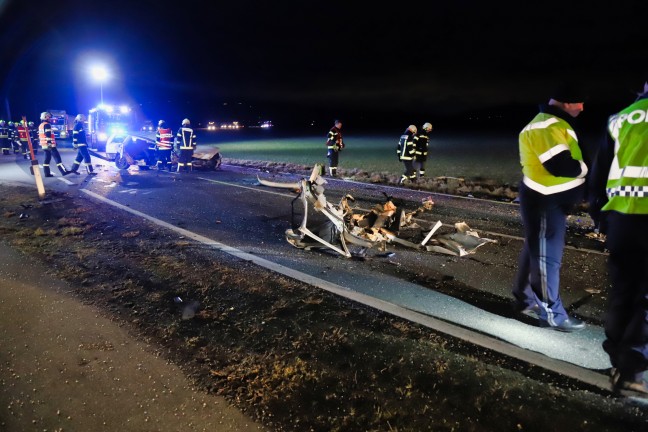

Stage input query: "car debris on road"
[{"left": 258, "top": 164, "right": 496, "bottom": 258}]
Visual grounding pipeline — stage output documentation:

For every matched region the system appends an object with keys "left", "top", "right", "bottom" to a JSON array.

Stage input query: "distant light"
[
  {"left": 119, "top": 105, "right": 130, "bottom": 114},
  {"left": 105, "top": 105, "right": 114, "bottom": 113}
]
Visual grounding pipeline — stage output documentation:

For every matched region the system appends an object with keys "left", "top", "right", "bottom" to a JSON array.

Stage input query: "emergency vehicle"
[
  {"left": 88, "top": 104, "right": 133, "bottom": 151},
  {"left": 47, "top": 110, "right": 71, "bottom": 139}
]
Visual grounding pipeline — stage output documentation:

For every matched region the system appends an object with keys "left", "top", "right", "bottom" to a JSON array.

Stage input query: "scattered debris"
[{"left": 259, "top": 164, "right": 497, "bottom": 258}]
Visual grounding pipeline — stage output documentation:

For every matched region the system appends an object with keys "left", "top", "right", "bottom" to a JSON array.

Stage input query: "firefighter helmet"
[
  {"left": 182, "top": 118, "right": 190, "bottom": 126},
  {"left": 422, "top": 122, "right": 432, "bottom": 131},
  {"left": 407, "top": 125, "right": 417, "bottom": 134},
  {"left": 40, "top": 111, "right": 52, "bottom": 121},
  {"left": 75, "top": 114, "right": 86, "bottom": 122},
  {"left": 28, "top": 121, "right": 34, "bottom": 127},
  {"left": 158, "top": 120, "right": 166, "bottom": 127},
  {"left": 8, "top": 121, "right": 13, "bottom": 126},
  {"left": 0, "top": 120, "right": 4, "bottom": 126}
]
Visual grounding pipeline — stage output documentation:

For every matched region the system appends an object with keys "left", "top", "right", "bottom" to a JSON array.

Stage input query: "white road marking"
[{"left": 80, "top": 188, "right": 613, "bottom": 393}]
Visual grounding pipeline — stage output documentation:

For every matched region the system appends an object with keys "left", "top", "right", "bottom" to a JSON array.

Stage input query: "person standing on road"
[
  {"left": 28, "top": 121, "right": 38, "bottom": 155},
  {"left": 175, "top": 118, "right": 197, "bottom": 172},
  {"left": 0, "top": 120, "right": 10, "bottom": 155},
  {"left": 588, "top": 77, "right": 648, "bottom": 397},
  {"left": 155, "top": 120, "right": 174, "bottom": 171},
  {"left": 397, "top": 125, "right": 417, "bottom": 184},
  {"left": 38, "top": 111, "right": 71, "bottom": 177},
  {"left": 511, "top": 83, "right": 588, "bottom": 332},
  {"left": 16, "top": 120, "right": 30, "bottom": 159},
  {"left": 69, "top": 114, "right": 96, "bottom": 175},
  {"left": 325, "top": 119, "right": 344, "bottom": 177},
  {"left": 413, "top": 122, "right": 433, "bottom": 179}
]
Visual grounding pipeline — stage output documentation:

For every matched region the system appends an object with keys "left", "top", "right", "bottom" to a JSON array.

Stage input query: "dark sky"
[{"left": 1, "top": 0, "right": 647, "bottom": 131}]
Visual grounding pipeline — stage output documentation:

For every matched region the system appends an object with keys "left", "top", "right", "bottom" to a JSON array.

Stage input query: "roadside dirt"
[{"left": 0, "top": 182, "right": 646, "bottom": 432}]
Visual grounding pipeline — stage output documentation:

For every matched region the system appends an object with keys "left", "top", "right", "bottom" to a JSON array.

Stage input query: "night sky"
[{"left": 1, "top": 0, "right": 647, "bottom": 131}]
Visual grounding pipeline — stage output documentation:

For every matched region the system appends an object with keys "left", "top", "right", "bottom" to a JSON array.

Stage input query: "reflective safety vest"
[
  {"left": 38, "top": 121, "right": 56, "bottom": 148},
  {"left": 519, "top": 113, "right": 586, "bottom": 195},
  {"left": 326, "top": 127, "right": 343, "bottom": 151},
  {"left": 603, "top": 97, "right": 648, "bottom": 214},
  {"left": 176, "top": 127, "right": 196, "bottom": 150},
  {"left": 156, "top": 127, "right": 173, "bottom": 150},
  {"left": 16, "top": 125, "right": 28, "bottom": 142}
]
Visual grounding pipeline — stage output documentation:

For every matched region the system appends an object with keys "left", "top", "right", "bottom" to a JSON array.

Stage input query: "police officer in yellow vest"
[
  {"left": 512, "top": 83, "right": 588, "bottom": 332},
  {"left": 589, "top": 77, "right": 648, "bottom": 397}
]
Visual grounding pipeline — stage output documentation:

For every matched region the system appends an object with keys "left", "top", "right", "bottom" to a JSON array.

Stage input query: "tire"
[{"left": 115, "top": 155, "right": 130, "bottom": 170}]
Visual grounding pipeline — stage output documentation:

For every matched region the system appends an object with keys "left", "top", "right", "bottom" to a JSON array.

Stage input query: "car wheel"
[{"left": 115, "top": 155, "right": 130, "bottom": 170}]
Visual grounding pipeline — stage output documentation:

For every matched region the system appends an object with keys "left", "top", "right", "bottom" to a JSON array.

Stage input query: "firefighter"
[
  {"left": 397, "top": 125, "right": 417, "bottom": 184},
  {"left": 7, "top": 121, "right": 19, "bottom": 154},
  {"left": 413, "top": 122, "right": 433, "bottom": 179},
  {"left": 16, "top": 119, "right": 30, "bottom": 159},
  {"left": 155, "top": 120, "right": 174, "bottom": 171},
  {"left": 28, "top": 121, "right": 38, "bottom": 155},
  {"left": 0, "top": 120, "right": 10, "bottom": 155},
  {"left": 69, "top": 114, "right": 96, "bottom": 175},
  {"left": 38, "top": 111, "right": 71, "bottom": 177},
  {"left": 325, "top": 120, "right": 344, "bottom": 177},
  {"left": 175, "top": 118, "right": 196, "bottom": 172}
]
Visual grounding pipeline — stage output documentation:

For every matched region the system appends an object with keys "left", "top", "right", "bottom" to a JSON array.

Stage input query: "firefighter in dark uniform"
[
  {"left": 16, "top": 120, "right": 30, "bottom": 159},
  {"left": 28, "top": 121, "right": 38, "bottom": 155},
  {"left": 589, "top": 78, "right": 648, "bottom": 397},
  {"left": 0, "top": 120, "right": 10, "bottom": 155},
  {"left": 7, "top": 121, "right": 19, "bottom": 154},
  {"left": 413, "top": 122, "right": 432, "bottom": 179},
  {"left": 397, "top": 125, "right": 417, "bottom": 184},
  {"left": 511, "top": 84, "right": 588, "bottom": 332},
  {"left": 69, "top": 114, "right": 96, "bottom": 175},
  {"left": 326, "top": 120, "right": 344, "bottom": 177},
  {"left": 38, "top": 111, "right": 71, "bottom": 177},
  {"left": 155, "top": 120, "right": 174, "bottom": 171},
  {"left": 175, "top": 118, "right": 196, "bottom": 172}
]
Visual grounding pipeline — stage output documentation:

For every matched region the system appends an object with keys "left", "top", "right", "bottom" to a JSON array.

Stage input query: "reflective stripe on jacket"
[
  {"left": 603, "top": 98, "right": 648, "bottom": 214},
  {"left": 38, "top": 122, "right": 56, "bottom": 148},
  {"left": 176, "top": 127, "right": 196, "bottom": 150},
  {"left": 397, "top": 131, "right": 416, "bottom": 161},
  {"left": 156, "top": 127, "right": 174, "bottom": 150}
]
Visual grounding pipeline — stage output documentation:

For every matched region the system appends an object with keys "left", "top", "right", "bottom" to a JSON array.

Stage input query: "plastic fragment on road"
[{"left": 259, "top": 164, "right": 495, "bottom": 258}]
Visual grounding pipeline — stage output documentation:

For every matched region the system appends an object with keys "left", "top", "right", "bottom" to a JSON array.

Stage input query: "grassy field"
[{"left": 201, "top": 131, "right": 522, "bottom": 185}]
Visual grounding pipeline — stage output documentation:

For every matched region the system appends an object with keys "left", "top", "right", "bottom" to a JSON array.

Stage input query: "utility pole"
[{"left": 23, "top": 115, "right": 45, "bottom": 199}]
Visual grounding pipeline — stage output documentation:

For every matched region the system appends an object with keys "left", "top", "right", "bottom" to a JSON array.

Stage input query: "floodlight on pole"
[{"left": 90, "top": 66, "right": 109, "bottom": 105}]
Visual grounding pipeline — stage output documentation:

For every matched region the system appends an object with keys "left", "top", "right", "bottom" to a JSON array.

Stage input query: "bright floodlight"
[{"left": 90, "top": 66, "right": 109, "bottom": 82}]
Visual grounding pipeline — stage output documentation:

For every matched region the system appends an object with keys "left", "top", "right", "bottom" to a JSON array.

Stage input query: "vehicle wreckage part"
[
  {"left": 257, "top": 175, "right": 301, "bottom": 190},
  {"left": 420, "top": 220, "right": 443, "bottom": 246}
]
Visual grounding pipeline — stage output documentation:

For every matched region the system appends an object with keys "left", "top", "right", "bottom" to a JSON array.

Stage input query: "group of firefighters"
[{"left": 0, "top": 114, "right": 199, "bottom": 177}]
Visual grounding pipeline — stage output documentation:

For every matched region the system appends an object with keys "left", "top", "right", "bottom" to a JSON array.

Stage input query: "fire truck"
[
  {"left": 87, "top": 104, "right": 133, "bottom": 152},
  {"left": 47, "top": 109, "right": 71, "bottom": 139}
]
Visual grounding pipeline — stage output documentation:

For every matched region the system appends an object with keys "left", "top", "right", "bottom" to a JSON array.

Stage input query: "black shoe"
[
  {"left": 44, "top": 174, "right": 54, "bottom": 177},
  {"left": 513, "top": 302, "right": 541, "bottom": 319},
  {"left": 541, "top": 316, "right": 586, "bottom": 332},
  {"left": 70, "top": 170, "right": 80, "bottom": 175}
]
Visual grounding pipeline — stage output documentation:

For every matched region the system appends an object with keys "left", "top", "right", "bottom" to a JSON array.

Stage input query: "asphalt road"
[{"left": 0, "top": 147, "right": 624, "bottom": 382}]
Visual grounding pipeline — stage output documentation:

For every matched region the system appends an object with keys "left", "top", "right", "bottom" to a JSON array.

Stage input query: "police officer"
[
  {"left": 511, "top": 83, "right": 588, "bottom": 332},
  {"left": 413, "top": 122, "right": 432, "bottom": 179},
  {"left": 38, "top": 111, "right": 71, "bottom": 177},
  {"left": 0, "top": 120, "right": 10, "bottom": 155},
  {"left": 175, "top": 118, "right": 196, "bottom": 172},
  {"left": 155, "top": 120, "right": 174, "bottom": 171},
  {"left": 69, "top": 114, "right": 96, "bottom": 175},
  {"left": 15, "top": 119, "right": 29, "bottom": 159},
  {"left": 397, "top": 125, "right": 417, "bottom": 184},
  {"left": 589, "top": 77, "right": 648, "bottom": 397},
  {"left": 325, "top": 120, "right": 344, "bottom": 177}
]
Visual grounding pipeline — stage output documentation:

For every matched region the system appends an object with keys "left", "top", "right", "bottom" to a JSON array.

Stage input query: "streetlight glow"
[{"left": 90, "top": 65, "right": 109, "bottom": 105}]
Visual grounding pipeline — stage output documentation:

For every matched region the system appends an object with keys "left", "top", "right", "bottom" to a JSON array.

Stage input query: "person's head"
[
  {"left": 334, "top": 119, "right": 342, "bottom": 129},
  {"left": 75, "top": 114, "right": 86, "bottom": 123},
  {"left": 40, "top": 111, "right": 52, "bottom": 122},
  {"left": 158, "top": 119, "right": 166, "bottom": 128},
  {"left": 0, "top": 120, "right": 4, "bottom": 126},
  {"left": 182, "top": 118, "right": 190, "bottom": 126},
  {"left": 548, "top": 82, "right": 585, "bottom": 118},
  {"left": 28, "top": 121, "right": 34, "bottom": 127},
  {"left": 422, "top": 122, "right": 432, "bottom": 132},
  {"left": 407, "top": 124, "right": 417, "bottom": 134}
]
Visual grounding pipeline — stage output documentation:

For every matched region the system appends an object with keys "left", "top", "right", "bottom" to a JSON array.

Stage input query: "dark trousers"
[
  {"left": 42, "top": 147, "right": 66, "bottom": 175},
  {"left": 71, "top": 146, "right": 93, "bottom": 172},
  {"left": 327, "top": 149, "right": 339, "bottom": 175},
  {"left": 400, "top": 159, "right": 414, "bottom": 182},
  {"left": 603, "top": 212, "right": 648, "bottom": 379},
  {"left": 414, "top": 159, "right": 426, "bottom": 178},
  {"left": 177, "top": 148, "right": 193, "bottom": 172},
  {"left": 156, "top": 148, "right": 172, "bottom": 170},
  {"left": 512, "top": 183, "right": 576, "bottom": 326},
  {"left": 0, "top": 138, "right": 9, "bottom": 154}
]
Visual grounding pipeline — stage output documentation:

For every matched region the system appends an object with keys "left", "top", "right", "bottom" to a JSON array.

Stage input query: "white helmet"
[
  {"left": 422, "top": 122, "right": 432, "bottom": 131},
  {"left": 75, "top": 114, "right": 86, "bottom": 122},
  {"left": 407, "top": 125, "right": 417, "bottom": 134},
  {"left": 40, "top": 111, "right": 52, "bottom": 121},
  {"left": 182, "top": 118, "right": 190, "bottom": 126}
]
